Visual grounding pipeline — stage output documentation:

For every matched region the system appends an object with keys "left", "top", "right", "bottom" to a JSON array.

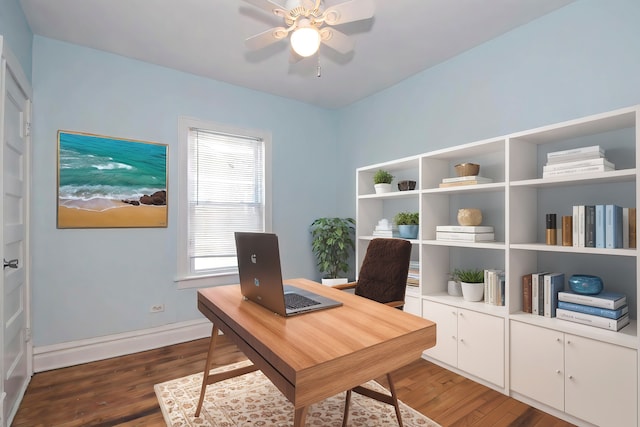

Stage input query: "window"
[{"left": 177, "top": 117, "right": 271, "bottom": 288}]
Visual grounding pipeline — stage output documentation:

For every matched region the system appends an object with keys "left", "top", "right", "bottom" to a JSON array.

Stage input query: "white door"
[{"left": 1, "top": 38, "right": 32, "bottom": 427}]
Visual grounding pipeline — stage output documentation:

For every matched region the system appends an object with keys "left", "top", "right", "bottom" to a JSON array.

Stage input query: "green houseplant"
[
  {"left": 394, "top": 211, "right": 419, "bottom": 239},
  {"left": 453, "top": 268, "right": 485, "bottom": 302},
  {"left": 310, "top": 217, "right": 355, "bottom": 284},
  {"left": 373, "top": 169, "right": 394, "bottom": 194}
]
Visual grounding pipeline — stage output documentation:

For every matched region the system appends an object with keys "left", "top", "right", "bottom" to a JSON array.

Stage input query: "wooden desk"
[{"left": 196, "top": 278, "right": 436, "bottom": 426}]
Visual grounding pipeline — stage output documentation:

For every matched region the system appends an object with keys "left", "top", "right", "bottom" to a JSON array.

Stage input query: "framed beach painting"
[{"left": 57, "top": 131, "right": 168, "bottom": 228}]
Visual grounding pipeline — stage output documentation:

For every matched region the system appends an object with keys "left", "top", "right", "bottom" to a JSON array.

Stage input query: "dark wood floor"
[{"left": 12, "top": 335, "right": 575, "bottom": 427}]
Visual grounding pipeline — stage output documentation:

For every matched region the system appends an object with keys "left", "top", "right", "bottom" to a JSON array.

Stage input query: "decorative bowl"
[
  {"left": 454, "top": 163, "right": 480, "bottom": 177},
  {"left": 568, "top": 274, "right": 603, "bottom": 295},
  {"left": 397, "top": 180, "right": 417, "bottom": 191},
  {"left": 457, "top": 208, "right": 482, "bottom": 226}
]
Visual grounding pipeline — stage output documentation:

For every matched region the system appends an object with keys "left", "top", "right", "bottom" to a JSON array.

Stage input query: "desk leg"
[
  {"left": 194, "top": 324, "right": 258, "bottom": 417},
  {"left": 343, "top": 373, "right": 403, "bottom": 427},
  {"left": 293, "top": 406, "right": 308, "bottom": 427}
]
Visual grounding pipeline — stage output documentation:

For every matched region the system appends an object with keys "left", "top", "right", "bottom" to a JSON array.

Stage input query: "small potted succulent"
[
  {"left": 453, "top": 268, "right": 485, "bottom": 302},
  {"left": 394, "top": 211, "right": 419, "bottom": 239},
  {"left": 373, "top": 169, "right": 394, "bottom": 194}
]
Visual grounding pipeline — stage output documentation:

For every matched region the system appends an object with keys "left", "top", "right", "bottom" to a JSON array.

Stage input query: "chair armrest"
[{"left": 332, "top": 281, "right": 357, "bottom": 291}]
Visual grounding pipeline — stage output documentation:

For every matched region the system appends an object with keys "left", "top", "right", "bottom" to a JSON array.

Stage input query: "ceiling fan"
[{"left": 242, "top": 0, "right": 375, "bottom": 60}]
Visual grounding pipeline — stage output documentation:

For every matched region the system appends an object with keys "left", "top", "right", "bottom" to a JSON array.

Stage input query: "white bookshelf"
[{"left": 355, "top": 105, "right": 640, "bottom": 427}]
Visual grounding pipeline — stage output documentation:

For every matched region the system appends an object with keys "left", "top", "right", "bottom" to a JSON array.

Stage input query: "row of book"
[
  {"left": 435, "top": 225, "right": 495, "bottom": 242},
  {"left": 407, "top": 261, "right": 419, "bottom": 288},
  {"left": 571, "top": 205, "right": 635, "bottom": 248},
  {"left": 484, "top": 269, "right": 505, "bottom": 306},
  {"left": 522, "top": 272, "right": 629, "bottom": 331},
  {"left": 543, "top": 145, "right": 615, "bottom": 178},
  {"left": 438, "top": 175, "right": 493, "bottom": 188}
]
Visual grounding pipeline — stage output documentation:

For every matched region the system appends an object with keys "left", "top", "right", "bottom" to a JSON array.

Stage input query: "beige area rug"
[{"left": 155, "top": 360, "right": 441, "bottom": 426}]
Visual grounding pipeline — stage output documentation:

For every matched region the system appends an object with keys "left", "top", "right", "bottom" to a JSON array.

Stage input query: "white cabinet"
[
  {"left": 356, "top": 105, "right": 640, "bottom": 426},
  {"left": 511, "top": 321, "right": 638, "bottom": 427},
  {"left": 423, "top": 300, "right": 504, "bottom": 388}
]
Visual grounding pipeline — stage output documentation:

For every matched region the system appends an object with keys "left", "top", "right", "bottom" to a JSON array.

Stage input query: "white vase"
[
  {"left": 374, "top": 183, "right": 392, "bottom": 194},
  {"left": 447, "top": 280, "right": 462, "bottom": 296},
  {"left": 461, "top": 281, "right": 484, "bottom": 302}
]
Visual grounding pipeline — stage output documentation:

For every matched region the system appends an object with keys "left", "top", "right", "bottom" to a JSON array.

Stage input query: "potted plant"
[
  {"left": 373, "top": 169, "right": 394, "bottom": 194},
  {"left": 453, "top": 268, "right": 485, "bottom": 302},
  {"left": 310, "top": 217, "right": 356, "bottom": 285},
  {"left": 394, "top": 211, "right": 419, "bottom": 239}
]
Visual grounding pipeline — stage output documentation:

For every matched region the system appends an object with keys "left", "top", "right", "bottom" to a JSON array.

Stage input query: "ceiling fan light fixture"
[{"left": 290, "top": 26, "right": 321, "bottom": 57}]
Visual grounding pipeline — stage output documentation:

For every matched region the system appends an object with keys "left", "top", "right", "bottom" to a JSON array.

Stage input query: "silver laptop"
[{"left": 235, "top": 232, "right": 343, "bottom": 316}]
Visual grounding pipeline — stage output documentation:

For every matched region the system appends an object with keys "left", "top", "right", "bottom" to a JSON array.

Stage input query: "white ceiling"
[{"left": 19, "top": 0, "right": 574, "bottom": 109}]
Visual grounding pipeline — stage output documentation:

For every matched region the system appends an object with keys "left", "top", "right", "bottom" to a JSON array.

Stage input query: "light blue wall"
[
  {"left": 336, "top": 0, "right": 640, "bottom": 212},
  {"left": 30, "top": 37, "right": 339, "bottom": 346},
  {"left": 27, "top": 0, "right": 640, "bottom": 348},
  {"left": 0, "top": 0, "right": 33, "bottom": 79}
]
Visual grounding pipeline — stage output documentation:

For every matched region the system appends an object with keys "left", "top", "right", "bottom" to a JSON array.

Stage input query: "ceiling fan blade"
[
  {"left": 241, "top": 0, "right": 287, "bottom": 17},
  {"left": 319, "top": 27, "right": 354, "bottom": 54},
  {"left": 246, "top": 27, "right": 289, "bottom": 50},
  {"left": 322, "top": 0, "right": 375, "bottom": 26}
]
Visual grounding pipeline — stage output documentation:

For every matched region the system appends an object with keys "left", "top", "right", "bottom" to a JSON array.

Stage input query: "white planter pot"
[
  {"left": 461, "top": 281, "right": 484, "bottom": 302},
  {"left": 321, "top": 278, "right": 349, "bottom": 286},
  {"left": 374, "top": 183, "right": 392, "bottom": 194},
  {"left": 447, "top": 280, "right": 462, "bottom": 296}
]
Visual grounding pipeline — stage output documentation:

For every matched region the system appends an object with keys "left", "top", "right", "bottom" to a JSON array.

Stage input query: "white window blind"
[{"left": 188, "top": 127, "right": 266, "bottom": 273}]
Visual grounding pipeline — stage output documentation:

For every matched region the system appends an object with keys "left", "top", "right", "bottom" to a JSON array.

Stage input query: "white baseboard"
[{"left": 33, "top": 319, "right": 213, "bottom": 372}]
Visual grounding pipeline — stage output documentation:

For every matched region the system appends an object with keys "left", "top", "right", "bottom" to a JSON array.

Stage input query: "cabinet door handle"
[
  {"left": 451, "top": 335, "right": 456, "bottom": 340},
  {"left": 556, "top": 338, "right": 562, "bottom": 343},
  {"left": 555, "top": 369, "right": 561, "bottom": 374},
  {"left": 568, "top": 375, "right": 574, "bottom": 380},
  {"left": 459, "top": 338, "right": 464, "bottom": 343}
]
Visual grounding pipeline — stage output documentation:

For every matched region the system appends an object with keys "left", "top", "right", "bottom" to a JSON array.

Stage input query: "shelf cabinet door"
[
  {"left": 403, "top": 294, "right": 421, "bottom": 316},
  {"left": 458, "top": 308, "right": 505, "bottom": 388},
  {"left": 422, "top": 300, "right": 457, "bottom": 367},
  {"left": 510, "top": 321, "right": 564, "bottom": 411},
  {"left": 564, "top": 334, "right": 638, "bottom": 427}
]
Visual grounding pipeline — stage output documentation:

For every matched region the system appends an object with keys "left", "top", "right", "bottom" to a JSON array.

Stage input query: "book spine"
[
  {"left": 562, "top": 215, "right": 573, "bottom": 246},
  {"left": 441, "top": 175, "right": 492, "bottom": 183},
  {"left": 438, "top": 180, "right": 491, "bottom": 188},
  {"left": 578, "top": 205, "right": 585, "bottom": 247},
  {"left": 435, "top": 231, "right": 494, "bottom": 241},
  {"left": 542, "top": 158, "right": 613, "bottom": 171},
  {"left": 435, "top": 225, "right": 494, "bottom": 233},
  {"left": 542, "top": 165, "right": 613, "bottom": 177},
  {"left": 623, "top": 207, "right": 629, "bottom": 248},
  {"left": 572, "top": 205, "right": 579, "bottom": 247},
  {"left": 556, "top": 309, "right": 629, "bottom": 331},
  {"left": 531, "top": 274, "right": 539, "bottom": 315},
  {"left": 522, "top": 274, "right": 532, "bottom": 313},
  {"left": 595, "top": 204, "right": 605, "bottom": 248},
  {"left": 630, "top": 207, "right": 637, "bottom": 248},
  {"left": 557, "top": 301, "right": 628, "bottom": 319},
  {"left": 585, "top": 206, "right": 595, "bottom": 247},
  {"left": 605, "top": 204, "right": 623, "bottom": 248},
  {"left": 547, "top": 145, "right": 603, "bottom": 159},
  {"left": 545, "top": 152, "right": 605, "bottom": 165},
  {"left": 558, "top": 292, "right": 625, "bottom": 309},
  {"left": 543, "top": 275, "right": 551, "bottom": 317}
]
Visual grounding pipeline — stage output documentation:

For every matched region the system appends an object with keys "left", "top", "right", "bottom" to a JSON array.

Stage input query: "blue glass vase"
[{"left": 568, "top": 274, "right": 603, "bottom": 295}]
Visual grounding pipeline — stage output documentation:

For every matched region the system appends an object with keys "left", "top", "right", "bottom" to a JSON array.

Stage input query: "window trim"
[{"left": 176, "top": 116, "right": 272, "bottom": 289}]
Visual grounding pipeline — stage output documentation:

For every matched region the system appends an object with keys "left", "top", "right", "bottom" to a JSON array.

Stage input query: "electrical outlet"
[{"left": 150, "top": 304, "right": 165, "bottom": 313}]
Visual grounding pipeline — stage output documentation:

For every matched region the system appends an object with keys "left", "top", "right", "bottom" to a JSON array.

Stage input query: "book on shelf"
[
  {"left": 546, "top": 145, "right": 604, "bottom": 160},
  {"left": 435, "top": 225, "right": 494, "bottom": 233},
  {"left": 585, "top": 205, "right": 596, "bottom": 248},
  {"left": 542, "top": 157, "right": 614, "bottom": 172},
  {"left": 572, "top": 205, "right": 585, "bottom": 247},
  {"left": 556, "top": 308, "right": 630, "bottom": 332},
  {"left": 557, "top": 301, "right": 629, "bottom": 320},
  {"left": 522, "top": 273, "right": 532, "bottom": 313},
  {"left": 595, "top": 204, "right": 605, "bottom": 248},
  {"left": 542, "top": 165, "right": 614, "bottom": 178},
  {"left": 605, "top": 204, "right": 623, "bottom": 248},
  {"left": 558, "top": 291, "right": 627, "bottom": 310},
  {"left": 531, "top": 272, "right": 548, "bottom": 315},
  {"left": 441, "top": 175, "right": 494, "bottom": 184},
  {"left": 438, "top": 179, "right": 493, "bottom": 188},
  {"left": 435, "top": 231, "right": 495, "bottom": 242},
  {"left": 630, "top": 207, "right": 637, "bottom": 248},
  {"left": 543, "top": 273, "right": 565, "bottom": 318},
  {"left": 484, "top": 269, "right": 505, "bottom": 306},
  {"left": 622, "top": 207, "right": 630, "bottom": 248},
  {"left": 407, "top": 261, "right": 419, "bottom": 287}
]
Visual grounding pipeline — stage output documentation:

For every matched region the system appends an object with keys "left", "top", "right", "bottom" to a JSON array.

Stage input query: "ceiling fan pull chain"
[{"left": 317, "top": 56, "right": 322, "bottom": 78}]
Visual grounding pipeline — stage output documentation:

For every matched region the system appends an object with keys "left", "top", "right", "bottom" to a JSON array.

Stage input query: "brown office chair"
[{"left": 332, "top": 237, "right": 413, "bottom": 427}]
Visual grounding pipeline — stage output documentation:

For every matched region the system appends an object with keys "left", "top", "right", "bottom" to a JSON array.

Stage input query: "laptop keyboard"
[{"left": 285, "top": 293, "right": 321, "bottom": 310}]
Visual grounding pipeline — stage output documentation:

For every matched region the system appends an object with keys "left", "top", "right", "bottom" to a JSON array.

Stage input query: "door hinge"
[{"left": 24, "top": 328, "right": 32, "bottom": 342}]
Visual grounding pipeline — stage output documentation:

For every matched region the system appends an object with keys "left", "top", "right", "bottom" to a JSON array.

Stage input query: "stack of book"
[
  {"left": 484, "top": 269, "right": 505, "bottom": 306},
  {"left": 571, "top": 205, "right": 636, "bottom": 248},
  {"left": 522, "top": 272, "right": 565, "bottom": 317},
  {"left": 556, "top": 290, "right": 629, "bottom": 331},
  {"left": 407, "top": 261, "right": 420, "bottom": 288},
  {"left": 435, "top": 225, "right": 494, "bottom": 242},
  {"left": 372, "top": 219, "right": 398, "bottom": 237},
  {"left": 439, "top": 175, "right": 493, "bottom": 188},
  {"left": 543, "top": 145, "right": 615, "bottom": 178}
]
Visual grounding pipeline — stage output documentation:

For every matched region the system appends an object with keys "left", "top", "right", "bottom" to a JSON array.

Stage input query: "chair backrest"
[{"left": 355, "top": 238, "right": 412, "bottom": 304}]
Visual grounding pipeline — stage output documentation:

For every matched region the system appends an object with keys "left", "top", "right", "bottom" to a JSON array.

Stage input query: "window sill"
[{"left": 175, "top": 272, "right": 240, "bottom": 289}]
